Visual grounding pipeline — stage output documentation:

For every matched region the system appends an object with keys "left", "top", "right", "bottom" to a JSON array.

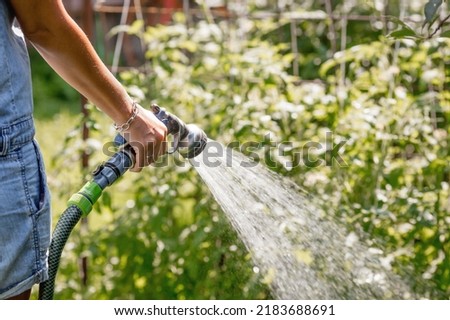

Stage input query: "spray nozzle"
[{"left": 151, "top": 104, "right": 207, "bottom": 159}]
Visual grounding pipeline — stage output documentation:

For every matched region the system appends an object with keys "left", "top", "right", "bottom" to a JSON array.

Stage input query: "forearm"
[{"left": 11, "top": 0, "right": 133, "bottom": 123}]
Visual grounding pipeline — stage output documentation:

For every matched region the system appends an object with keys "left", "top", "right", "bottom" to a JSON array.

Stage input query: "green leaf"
[
  {"left": 388, "top": 28, "right": 419, "bottom": 39},
  {"left": 424, "top": 0, "right": 443, "bottom": 23}
]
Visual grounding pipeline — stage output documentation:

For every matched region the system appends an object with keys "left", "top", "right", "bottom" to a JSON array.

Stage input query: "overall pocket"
[
  {"left": 18, "top": 140, "right": 49, "bottom": 215},
  {"left": 19, "top": 140, "right": 51, "bottom": 262}
]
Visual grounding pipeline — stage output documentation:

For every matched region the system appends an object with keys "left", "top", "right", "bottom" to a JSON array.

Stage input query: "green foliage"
[
  {"left": 318, "top": 38, "right": 449, "bottom": 298},
  {"left": 388, "top": 0, "right": 450, "bottom": 40}
]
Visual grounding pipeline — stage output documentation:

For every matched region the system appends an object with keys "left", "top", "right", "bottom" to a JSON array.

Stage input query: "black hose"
[{"left": 39, "top": 205, "right": 83, "bottom": 300}]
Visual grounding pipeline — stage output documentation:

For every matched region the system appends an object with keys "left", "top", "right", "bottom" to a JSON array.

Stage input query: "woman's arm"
[{"left": 9, "top": 0, "right": 166, "bottom": 171}]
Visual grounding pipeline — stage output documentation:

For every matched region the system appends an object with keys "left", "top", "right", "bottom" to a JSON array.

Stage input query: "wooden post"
[{"left": 79, "top": 0, "right": 94, "bottom": 288}]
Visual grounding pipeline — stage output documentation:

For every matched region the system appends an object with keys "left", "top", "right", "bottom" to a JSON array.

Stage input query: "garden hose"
[
  {"left": 38, "top": 105, "right": 207, "bottom": 300},
  {"left": 38, "top": 205, "right": 83, "bottom": 300}
]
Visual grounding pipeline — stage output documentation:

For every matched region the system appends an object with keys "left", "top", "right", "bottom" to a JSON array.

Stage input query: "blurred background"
[{"left": 30, "top": 0, "right": 449, "bottom": 299}]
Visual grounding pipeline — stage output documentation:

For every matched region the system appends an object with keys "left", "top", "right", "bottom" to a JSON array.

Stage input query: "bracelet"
[{"left": 113, "top": 101, "right": 139, "bottom": 132}]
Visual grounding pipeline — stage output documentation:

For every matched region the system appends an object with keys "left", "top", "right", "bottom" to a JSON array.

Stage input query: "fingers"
[
  {"left": 124, "top": 107, "right": 168, "bottom": 172},
  {"left": 129, "top": 138, "right": 167, "bottom": 172}
]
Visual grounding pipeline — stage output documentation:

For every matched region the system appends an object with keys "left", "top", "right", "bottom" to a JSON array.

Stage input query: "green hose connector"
[{"left": 67, "top": 181, "right": 103, "bottom": 216}]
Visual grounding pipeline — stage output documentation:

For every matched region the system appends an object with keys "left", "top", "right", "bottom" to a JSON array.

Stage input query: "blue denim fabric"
[
  {"left": 0, "top": 2, "right": 52, "bottom": 299},
  {"left": 0, "top": 120, "right": 51, "bottom": 299},
  {"left": 0, "top": 1, "right": 34, "bottom": 126}
]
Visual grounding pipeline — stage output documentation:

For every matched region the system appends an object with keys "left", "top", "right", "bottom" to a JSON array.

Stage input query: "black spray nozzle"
[{"left": 151, "top": 104, "right": 207, "bottom": 159}]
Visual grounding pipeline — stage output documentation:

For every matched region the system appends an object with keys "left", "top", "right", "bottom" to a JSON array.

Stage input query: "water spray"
[{"left": 38, "top": 105, "right": 207, "bottom": 300}]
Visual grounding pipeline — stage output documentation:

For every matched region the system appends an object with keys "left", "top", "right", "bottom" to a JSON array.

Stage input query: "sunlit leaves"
[{"left": 319, "top": 38, "right": 449, "bottom": 298}]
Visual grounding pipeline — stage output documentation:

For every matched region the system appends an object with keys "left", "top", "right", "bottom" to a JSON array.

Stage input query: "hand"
[{"left": 122, "top": 104, "right": 168, "bottom": 172}]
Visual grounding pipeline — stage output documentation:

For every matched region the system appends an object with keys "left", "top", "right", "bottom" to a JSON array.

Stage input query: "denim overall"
[{"left": 0, "top": 1, "right": 51, "bottom": 299}]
